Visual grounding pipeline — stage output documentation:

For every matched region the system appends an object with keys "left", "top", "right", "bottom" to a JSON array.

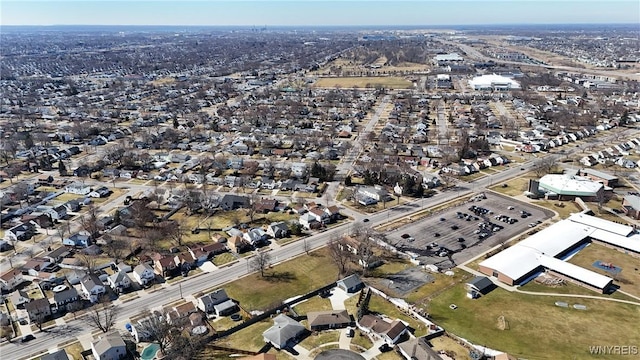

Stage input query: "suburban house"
[
  {"left": 167, "top": 302, "right": 198, "bottom": 325},
  {"left": 153, "top": 254, "right": 178, "bottom": 278},
  {"left": 227, "top": 235, "right": 252, "bottom": 253},
  {"left": 337, "top": 274, "right": 365, "bottom": 293},
  {"left": 9, "top": 289, "right": 31, "bottom": 308},
  {"left": 80, "top": 274, "right": 106, "bottom": 303},
  {"left": 91, "top": 332, "right": 127, "bottom": 360},
  {"left": 62, "top": 233, "right": 92, "bottom": 248},
  {"left": 219, "top": 194, "right": 250, "bottom": 210},
  {"left": 358, "top": 314, "right": 408, "bottom": 344},
  {"left": 37, "top": 205, "right": 68, "bottom": 221},
  {"left": 4, "top": 222, "right": 37, "bottom": 242},
  {"left": 196, "top": 289, "right": 238, "bottom": 316},
  {"left": 64, "top": 182, "right": 92, "bottom": 195},
  {"left": 132, "top": 264, "right": 155, "bottom": 286},
  {"left": 299, "top": 213, "right": 320, "bottom": 230},
  {"left": 53, "top": 286, "right": 81, "bottom": 312},
  {"left": 44, "top": 247, "right": 71, "bottom": 264},
  {"left": 108, "top": 271, "right": 132, "bottom": 294},
  {"left": 0, "top": 269, "right": 26, "bottom": 292},
  {"left": 397, "top": 337, "right": 445, "bottom": 360},
  {"left": 356, "top": 185, "right": 389, "bottom": 204},
  {"left": 266, "top": 222, "right": 290, "bottom": 239},
  {"left": 25, "top": 298, "right": 52, "bottom": 324},
  {"left": 243, "top": 228, "right": 268, "bottom": 246},
  {"left": 263, "top": 314, "right": 306, "bottom": 350},
  {"left": 188, "top": 243, "right": 227, "bottom": 263},
  {"left": 41, "top": 349, "right": 71, "bottom": 360},
  {"left": 307, "top": 310, "right": 352, "bottom": 331}
]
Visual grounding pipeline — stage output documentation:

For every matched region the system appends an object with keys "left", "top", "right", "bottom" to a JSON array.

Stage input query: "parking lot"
[{"left": 387, "top": 193, "right": 554, "bottom": 268}]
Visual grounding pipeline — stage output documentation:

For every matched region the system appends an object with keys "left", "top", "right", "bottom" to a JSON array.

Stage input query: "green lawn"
[
  {"left": 531, "top": 200, "right": 582, "bottom": 218},
  {"left": 429, "top": 336, "right": 473, "bottom": 360},
  {"left": 208, "top": 319, "right": 272, "bottom": 352},
  {"left": 429, "top": 285, "right": 640, "bottom": 359},
  {"left": 224, "top": 248, "right": 340, "bottom": 311},
  {"left": 567, "top": 243, "right": 640, "bottom": 298},
  {"left": 299, "top": 330, "right": 340, "bottom": 351},
  {"left": 350, "top": 330, "right": 374, "bottom": 351},
  {"left": 367, "top": 294, "right": 429, "bottom": 337},
  {"left": 293, "top": 296, "right": 333, "bottom": 315},
  {"left": 314, "top": 76, "right": 413, "bottom": 89},
  {"left": 490, "top": 177, "right": 531, "bottom": 197},
  {"left": 212, "top": 253, "right": 236, "bottom": 267}
]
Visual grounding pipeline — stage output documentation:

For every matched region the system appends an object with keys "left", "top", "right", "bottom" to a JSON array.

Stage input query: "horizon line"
[{"left": 2, "top": 22, "right": 639, "bottom": 27}]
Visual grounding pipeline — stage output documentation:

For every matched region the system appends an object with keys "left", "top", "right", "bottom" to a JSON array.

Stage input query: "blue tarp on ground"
[{"left": 593, "top": 260, "right": 622, "bottom": 275}]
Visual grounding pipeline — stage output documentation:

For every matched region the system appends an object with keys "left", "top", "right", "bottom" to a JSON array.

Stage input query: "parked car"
[{"left": 21, "top": 334, "right": 35, "bottom": 343}]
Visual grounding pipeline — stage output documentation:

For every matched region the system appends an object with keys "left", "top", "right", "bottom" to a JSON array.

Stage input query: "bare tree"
[
  {"left": 136, "top": 311, "right": 180, "bottom": 356},
  {"left": 251, "top": 250, "right": 271, "bottom": 277},
  {"left": 532, "top": 156, "right": 557, "bottom": 177},
  {"left": 77, "top": 253, "right": 99, "bottom": 274},
  {"left": 356, "top": 237, "right": 376, "bottom": 276},
  {"left": 247, "top": 193, "right": 260, "bottom": 224},
  {"left": 327, "top": 235, "right": 351, "bottom": 276},
  {"left": 164, "top": 221, "right": 186, "bottom": 247},
  {"left": 87, "top": 296, "right": 119, "bottom": 333},
  {"left": 80, "top": 205, "right": 102, "bottom": 240}
]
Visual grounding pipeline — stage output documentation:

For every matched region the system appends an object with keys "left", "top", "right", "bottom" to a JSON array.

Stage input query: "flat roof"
[
  {"left": 539, "top": 174, "right": 602, "bottom": 197},
  {"left": 480, "top": 213, "right": 636, "bottom": 285},
  {"left": 590, "top": 229, "right": 640, "bottom": 253},
  {"left": 569, "top": 213, "right": 634, "bottom": 236},
  {"left": 538, "top": 255, "right": 612, "bottom": 289},
  {"left": 479, "top": 246, "right": 541, "bottom": 282},
  {"left": 579, "top": 168, "right": 618, "bottom": 181}
]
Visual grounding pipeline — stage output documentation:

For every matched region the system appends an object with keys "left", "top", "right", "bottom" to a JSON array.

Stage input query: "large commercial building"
[
  {"left": 536, "top": 174, "right": 605, "bottom": 201},
  {"left": 468, "top": 74, "right": 521, "bottom": 91},
  {"left": 479, "top": 213, "right": 640, "bottom": 293}
]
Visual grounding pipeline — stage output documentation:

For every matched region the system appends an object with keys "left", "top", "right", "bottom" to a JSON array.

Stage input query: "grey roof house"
[{"left": 263, "top": 314, "right": 306, "bottom": 350}]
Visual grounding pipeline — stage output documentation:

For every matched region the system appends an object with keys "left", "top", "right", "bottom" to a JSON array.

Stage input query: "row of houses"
[{"left": 580, "top": 137, "right": 640, "bottom": 169}]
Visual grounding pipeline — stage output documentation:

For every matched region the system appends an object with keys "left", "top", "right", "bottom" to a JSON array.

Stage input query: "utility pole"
[{"left": 179, "top": 283, "right": 183, "bottom": 299}]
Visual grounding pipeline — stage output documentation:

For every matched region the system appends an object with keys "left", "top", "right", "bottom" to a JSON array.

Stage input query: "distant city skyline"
[{"left": 2, "top": 1, "right": 639, "bottom": 27}]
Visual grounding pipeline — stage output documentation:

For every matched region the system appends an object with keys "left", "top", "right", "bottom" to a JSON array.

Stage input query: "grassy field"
[
  {"left": 350, "top": 330, "right": 374, "bottom": 351},
  {"left": 531, "top": 199, "right": 582, "bottom": 218},
  {"left": 428, "top": 285, "right": 640, "bottom": 359},
  {"left": 490, "top": 177, "right": 532, "bottom": 197},
  {"left": 299, "top": 330, "right": 340, "bottom": 351},
  {"left": 567, "top": 243, "right": 640, "bottom": 298},
  {"left": 212, "top": 253, "right": 237, "bottom": 267},
  {"left": 367, "top": 294, "right": 429, "bottom": 337},
  {"left": 293, "top": 296, "right": 333, "bottom": 315},
  {"left": 207, "top": 319, "right": 272, "bottom": 352},
  {"left": 429, "top": 336, "right": 473, "bottom": 360},
  {"left": 223, "top": 248, "right": 340, "bottom": 311},
  {"left": 314, "top": 77, "right": 413, "bottom": 89},
  {"left": 404, "top": 269, "right": 473, "bottom": 305}
]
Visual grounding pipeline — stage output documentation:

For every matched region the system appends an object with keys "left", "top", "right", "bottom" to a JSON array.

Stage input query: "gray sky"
[{"left": 2, "top": 1, "right": 639, "bottom": 26}]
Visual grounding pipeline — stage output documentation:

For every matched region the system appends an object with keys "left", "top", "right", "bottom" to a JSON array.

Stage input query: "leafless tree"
[
  {"left": 164, "top": 221, "right": 186, "bottom": 247},
  {"left": 77, "top": 253, "right": 99, "bottom": 274},
  {"left": 87, "top": 296, "right": 119, "bottom": 333},
  {"left": 102, "top": 235, "right": 126, "bottom": 261},
  {"left": 247, "top": 193, "right": 260, "bottom": 224},
  {"left": 356, "top": 237, "right": 376, "bottom": 276},
  {"left": 532, "top": 156, "right": 557, "bottom": 177},
  {"left": 136, "top": 312, "right": 175, "bottom": 355},
  {"left": 251, "top": 250, "right": 271, "bottom": 277},
  {"left": 327, "top": 235, "right": 351, "bottom": 276},
  {"left": 80, "top": 205, "right": 102, "bottom": 239}
]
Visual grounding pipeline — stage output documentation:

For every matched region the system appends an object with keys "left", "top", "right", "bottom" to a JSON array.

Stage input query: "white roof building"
[
  {"left": 538, "top": 174, "right": 604, "bottom": 198},
  {"left": 468, "top": 74, "right": 521, "bottom": 90},
  {"left": 479, "top": 212, "right": 639, "bottom": 292}
]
